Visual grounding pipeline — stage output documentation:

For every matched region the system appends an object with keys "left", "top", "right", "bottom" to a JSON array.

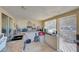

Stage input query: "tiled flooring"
[{"left": 2, "top": 35, "right": 57, "bottom": 52}]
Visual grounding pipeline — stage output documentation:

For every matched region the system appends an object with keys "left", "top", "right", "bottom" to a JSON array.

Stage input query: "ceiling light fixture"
[{"left": 21, "top": 6, "right": 26, "bottom": 10}]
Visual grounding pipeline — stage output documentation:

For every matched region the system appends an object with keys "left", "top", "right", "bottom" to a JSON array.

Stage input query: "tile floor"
[{"left": 2, "top": 34, "right": 57, "bottom": 52}]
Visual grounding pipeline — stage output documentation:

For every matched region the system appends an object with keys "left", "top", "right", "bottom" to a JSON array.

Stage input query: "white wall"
[
  {"left": 16, "top": 19, "right": 43, "bottom": 29},
  {"left": 16, "top": 19, "right": 27, "bottom": 29}
]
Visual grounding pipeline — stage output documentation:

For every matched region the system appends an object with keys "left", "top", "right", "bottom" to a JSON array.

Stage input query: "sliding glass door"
[
  {"left": 58, "top": 15, "right": 77, "bottom": 52},
  {"left": 2, "top": 14, "right": 9, "bottom": 37},
  {"left": 2, "top": 14, "right": 13, "bottom": 41}
]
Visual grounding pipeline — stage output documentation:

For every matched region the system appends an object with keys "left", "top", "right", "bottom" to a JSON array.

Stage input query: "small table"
[{"left": 11, "top": 32, "right": 25, "bottom": 41}]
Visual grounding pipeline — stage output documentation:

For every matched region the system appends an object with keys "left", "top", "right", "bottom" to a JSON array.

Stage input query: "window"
[{"left": 44, "top": 19, "right": 56, "bottom": 35}]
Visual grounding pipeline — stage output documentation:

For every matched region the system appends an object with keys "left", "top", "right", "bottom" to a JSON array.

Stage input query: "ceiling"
[{"left": 1, "top": 6, "right": 79, "bottom": 20}]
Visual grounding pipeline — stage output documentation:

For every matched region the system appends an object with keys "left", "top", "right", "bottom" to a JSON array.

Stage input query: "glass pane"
[{"left": 44, "top": 19, "right": 56, "bottom": 35}]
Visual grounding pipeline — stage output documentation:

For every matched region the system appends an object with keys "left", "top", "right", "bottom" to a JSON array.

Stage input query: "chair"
[
  {"left": 22, "top": 28, "right": 28, "bottom": 32},
  {"left": 0, "top": 33, "right": 7, "bottom": 51}
]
